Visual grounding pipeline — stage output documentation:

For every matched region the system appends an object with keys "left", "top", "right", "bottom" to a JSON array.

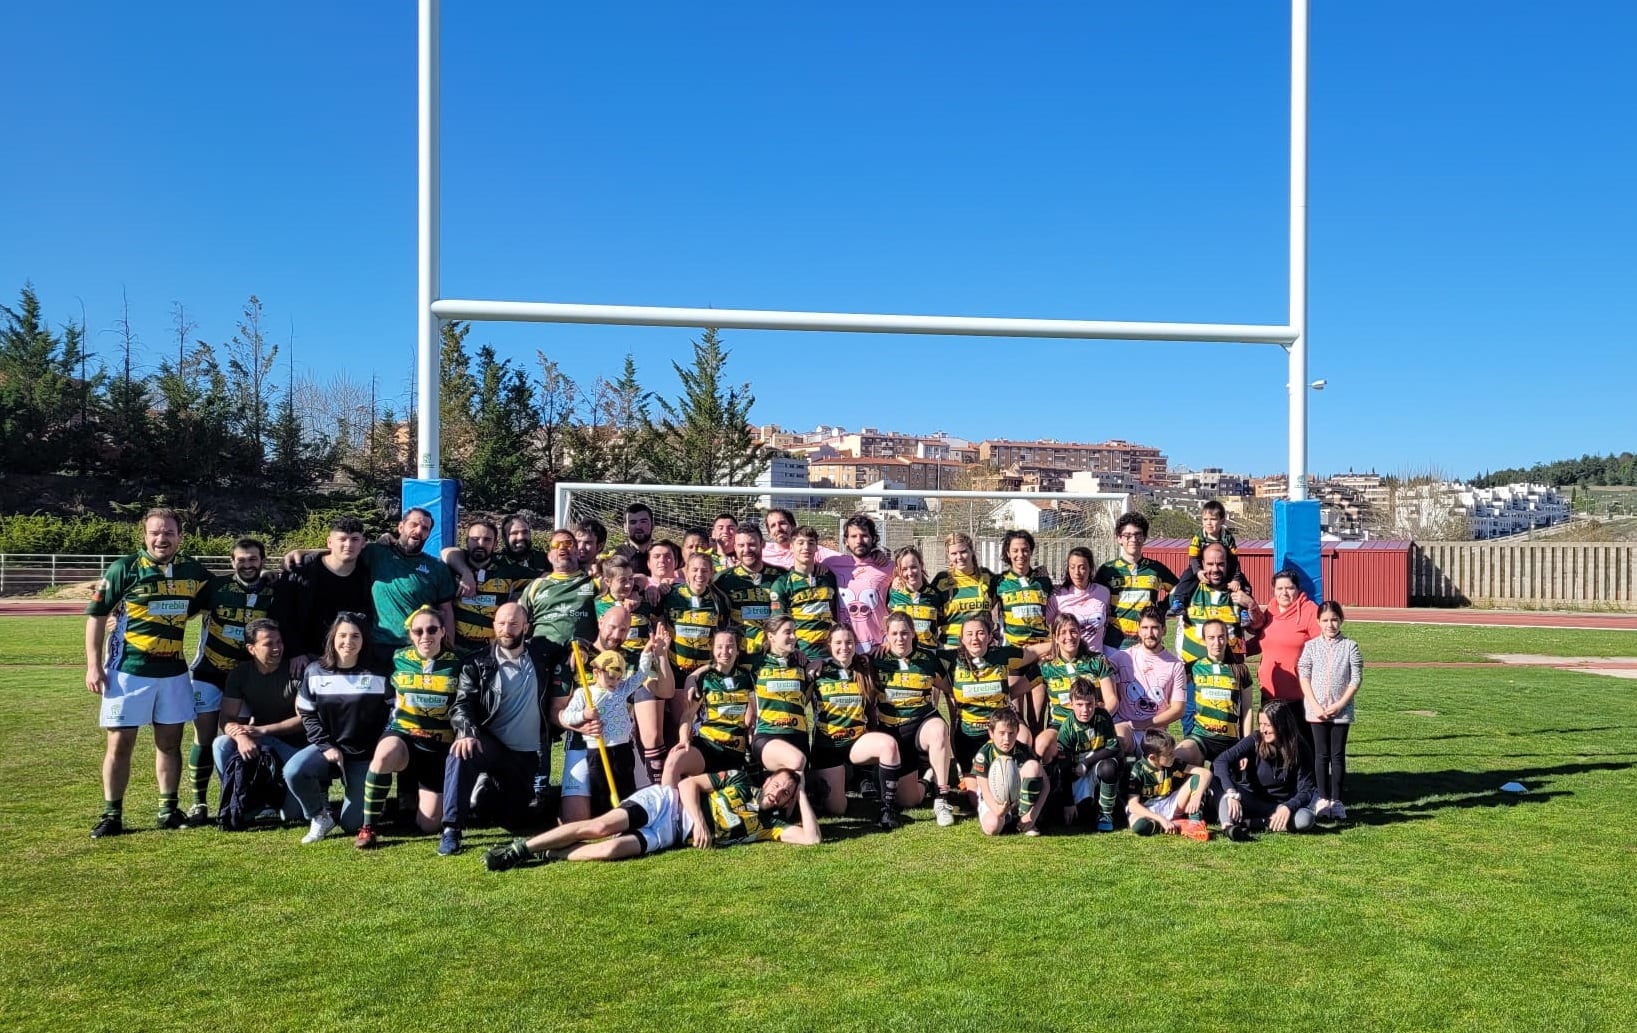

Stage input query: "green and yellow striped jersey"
[
  {"left": 1054, "top": 709, "right": 1119, "bottom": 762},
  {"left": 932, "top": 568, "right": 996, "bottom": 649},
  {"left": 715, "top": 563, "right": 785, "bottom": 656},
  {"left": 663, "top": 584, "right": 730, "bottom": 674},
  {"left": 752, "top": 653, "right": 813, "bottom": 737},
  {"left": 948, "top": 645, "right": 1024, "bottom": 737},
  {"left": 869, "top": 647, "right": 945, "bottom": 728},
  {"left": 692, "top": 664, "right": 755, "bottom": 751},
  {"left": 1093, "top": 557, "right": 1177, "bottom": 647},
  {"left": 995, "top": 570, "right": 1054, "bottom": 647},
  {"left": 1127, "top": 755, "right": 1192, "bottom": 803},
  {"left": 1188, "top": 530, "right": 1239, "bottom": 563},
  {"left": 452, "top": 553, "right": 536, "bottom": 654},
  {"left": 87, "top": 551, "right": 215, "bottom": 678},
  {"left": 594, "top": 591, "right": 656, "bottom": 662},
  {"left": 770, "top": 566, "right": 839, "bottom": 659},
  {"left": 1188, "top": 659, "right": 1250, "bottom": 744},
  {"left": 969, "top": 738, "right": 1037, "bottom": 779},
  {"left": 887, "top": 583, "right": 946, "bottom": 650},
  {"left": 702, "top": 771, "right": 788, "bottom": 845},
  {"left": 388, "top": 646, "right": 462, "bottom": 745},
  {"left": 1178, "top": 585, "right": 1248, "bottom": 663},
  {"left": 812, "top": 660, "right": 869, "bottom": 747},
  {"left": 191, "top": 574, "right": 281, "bottom": 686},
  {"left": 1039, "top": 652, "right": 1117, "bottom": 724}
]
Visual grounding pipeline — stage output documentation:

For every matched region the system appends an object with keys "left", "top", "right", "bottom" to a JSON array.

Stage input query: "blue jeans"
[
  {"left": 212, "top": 734, "right": 304, "bottom": 819},
  {"left": 284, "top": 745, "right": 372, "bottom": 833}
]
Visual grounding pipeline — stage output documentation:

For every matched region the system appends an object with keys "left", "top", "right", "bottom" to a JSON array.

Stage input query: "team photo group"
[{"left": 85, "top": 497, "right": 1364, "bottom": 870}]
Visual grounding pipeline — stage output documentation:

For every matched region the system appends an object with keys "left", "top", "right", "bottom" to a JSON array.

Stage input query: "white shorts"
[
  {"left": 562, "top": 746, "right": 591, "bottom": 798},
  {"left": 622, "top": 783, "right": 686, "bottom": 854},
  {"left": 100, "top": 671, "right": 195, "bottom": 728},
  {"left": 190, "top": 675, "right": 223, "bottom": 715},
  {"left": 1138, "top": 788, "right": 1183, "bottom": 822}
]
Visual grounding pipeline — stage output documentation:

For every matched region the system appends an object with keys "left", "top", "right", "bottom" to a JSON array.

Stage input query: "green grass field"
[{"left": 2, "top": 616, "right": 1634, "bottom": 1032}]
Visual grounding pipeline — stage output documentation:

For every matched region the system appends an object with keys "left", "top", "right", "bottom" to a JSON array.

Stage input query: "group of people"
[{"left": 83, "top": 498, "right": 1364, "bottom": 868}]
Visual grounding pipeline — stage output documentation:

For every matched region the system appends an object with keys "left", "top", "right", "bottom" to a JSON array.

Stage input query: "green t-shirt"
[
  {"left": 518, "top": 570, "right": 599, "bottom": 648},
  {"left": 969, "top": 738, "right": 1037, "bottom": 779},
  {"left": 715, "top": 563, "right": 785, "bottom": 656},
  {"left": 595, "top": 592, "right": 656, "bottom": 662},
  {"left": 452, "top": 552, "right": 536, "bottom": 653},
  {"left": 753, "top": 653, "right": 813, "bottom": 737},
  {"left": 1127, "top": 755, "right": 1193, "bottom": 803},
  {"left": 1178, "top": 585, "right": 1248, "bottom": 664},
  {"left": 769, "top": 566, "right": 840, "bottom": 660},
  {"left": 1054, "top": 708, "right": 1119, "bottom": 762},
  {"left": 662, "top": 584, "right": 730, "bottom": 674},
  {"left": 869, "top": 647, "right": 945, "bottom": 728},
  {"left": 1039, "top": 653, "right": 1116, "bottom": 724},
  {"left": 192, "top": 574, "right": 282, "bottom": 686},
  {"left": 1094, "top": 557, "right": 1178, "bottom": 647},
  {"left": 86, "top": 551, "right": 216, "bottom": 678},
  {"left": 361, "top": 542, "right": 459, "bottom": 650},
  {"left": 995, "top": 570, "right": 1053, "bottom": 647}
]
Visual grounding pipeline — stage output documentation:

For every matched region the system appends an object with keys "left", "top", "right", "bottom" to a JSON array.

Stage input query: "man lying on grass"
[{"left": 483, "top": 767, "right": 820, "bottom": 870}]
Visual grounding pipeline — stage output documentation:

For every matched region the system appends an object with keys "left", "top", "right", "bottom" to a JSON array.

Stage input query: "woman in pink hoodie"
[{"left": 1257, "top": 569, "right": 1320, "bottom": 703}]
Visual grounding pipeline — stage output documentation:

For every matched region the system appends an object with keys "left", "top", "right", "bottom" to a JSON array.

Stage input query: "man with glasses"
[
  {"left": 1094, "top": 513, "right": 1177, "bottom": 650},
  {"left": 518, "top": 529, "right": 600, "bottom": 650}
]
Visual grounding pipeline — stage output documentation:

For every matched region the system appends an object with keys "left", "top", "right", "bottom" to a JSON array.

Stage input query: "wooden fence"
[{"left": 1412, "top": 541, "right": 1637, "bottom": 609}]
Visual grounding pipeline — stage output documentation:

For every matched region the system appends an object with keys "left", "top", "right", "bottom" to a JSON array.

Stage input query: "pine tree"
[
  {"left": 100, "top": 290, "right": 156, "bottom": 484},
  {"left": 0, "top": 285, "right": 89, "bottom": 474},
  {"left": 646, "top": 328, "right": 767, "bottom": 486},
  {"left": 599, "top": 352, "right": 651, "bottom": 483},
  {"left": 463, "top": 346, "right": 541, "bottom": 510},
  {"left": 438, "top": 320, "right": 478, "bottom": 481}
]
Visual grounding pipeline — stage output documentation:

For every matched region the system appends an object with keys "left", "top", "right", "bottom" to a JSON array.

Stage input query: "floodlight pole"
[
  {"left": 1287, "top": 0, "right": 1309, "bottom": 501},
  {"left": 416, "top": 0, "right": 441, "bottom": 480}
]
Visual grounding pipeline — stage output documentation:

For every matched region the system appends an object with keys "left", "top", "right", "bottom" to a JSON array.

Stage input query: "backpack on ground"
[{"left": 217, "top": 747, "right": 286, "bottom": 831}]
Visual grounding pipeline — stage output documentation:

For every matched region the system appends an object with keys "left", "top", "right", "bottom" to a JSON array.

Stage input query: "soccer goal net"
[{"left": 555, "top": 482, "right": 1130, "bottom": 575}]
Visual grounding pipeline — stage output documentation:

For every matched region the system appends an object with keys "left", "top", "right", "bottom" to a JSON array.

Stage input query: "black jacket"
[{"left": 450, "top": 641, "right": 558, "bottom": 744}]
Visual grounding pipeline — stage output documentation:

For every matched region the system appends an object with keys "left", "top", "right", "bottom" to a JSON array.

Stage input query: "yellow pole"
[{"left": 573, "top": 643, "right": 622, "bottom": 809}]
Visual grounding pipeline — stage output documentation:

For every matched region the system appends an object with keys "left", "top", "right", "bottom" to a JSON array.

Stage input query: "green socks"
[
  {"left": 187, "top": 742, "right": 211, "bottom": 807},
  {"left": 1021, "top": 775, "right": 1043, "bottom": 813},
  {"left": 363, "top": 770, "right": 393, "bottom": 826},
  {"left": 104, "top": 798, "right": 123, "bottom": 818}
]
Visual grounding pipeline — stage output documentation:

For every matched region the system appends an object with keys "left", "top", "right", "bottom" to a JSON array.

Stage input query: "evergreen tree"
[
  {"left": 225, "top": 294, "right": 277, "bottom": 466},
  {"left": 100, "top": 291, "right": 156, "bottom": 483},
  {"left": 438, "top": 320, "right": 478, "bottom": 481},
  {"left": 0, "top": 285, "right": 88, "bottom": 474},
  {"left": 646, "top": 328, "right": 767, "bottom": 486},
  {"left": 463, "top": 346, "right": 541, "bottom": 510},
  {"left": 598, "top": 352, "right": 651, "bottom": 483}
]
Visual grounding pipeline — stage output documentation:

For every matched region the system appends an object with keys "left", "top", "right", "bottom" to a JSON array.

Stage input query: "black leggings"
[{"left": 1310, "top": 721, "right": 1350, "bottom": 801}]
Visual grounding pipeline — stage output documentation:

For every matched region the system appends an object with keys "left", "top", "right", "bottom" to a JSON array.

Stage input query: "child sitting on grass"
[
  {"left": 966, "top": 707, "right": 1048, "bottom": 837},
  {"left": 1039, "top": 678, "right": 1123, "bottom": 832},
  {"left": 1125, "top": 729, "right": 1212, "bottom": 841}
]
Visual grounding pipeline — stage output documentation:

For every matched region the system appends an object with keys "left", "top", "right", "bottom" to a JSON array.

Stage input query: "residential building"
[{"left": 977, "top": 438, "right": 1169, "bottom": 487}]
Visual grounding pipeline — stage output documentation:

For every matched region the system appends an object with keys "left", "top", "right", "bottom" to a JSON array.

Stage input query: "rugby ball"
[{"left": 987, "top": 754, "right": 1021, "bottom": 812}]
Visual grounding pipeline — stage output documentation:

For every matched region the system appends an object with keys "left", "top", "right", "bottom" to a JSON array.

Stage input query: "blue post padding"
[
  {"left": 401, "top": 479, "right": 460, "bottom": 552},
  {"left": 1272, "top": 499, "right": 1323, "bottom": 603}
]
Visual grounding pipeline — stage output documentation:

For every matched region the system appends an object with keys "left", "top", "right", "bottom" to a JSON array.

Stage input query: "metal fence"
[{"left": 0, "top": 554, "right": 235, "bottom": 596}]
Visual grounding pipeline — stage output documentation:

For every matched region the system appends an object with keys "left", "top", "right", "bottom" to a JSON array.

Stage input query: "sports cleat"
[
  {"left": 1095, "top": 815, "right": 1115, "bottom": 833},
  {"left": 877, "top": 809, "right": 901, "bottom": 831},
  {"left": 483, "top": 837, "right": 533, "bottom": 872},
  {"left": 1226, "top": 823, "right": 1254, "bottom": 843},
  {"left": 932, "top": 797, "right": 955, "bottom": 827},
  {"left": 183, "top": 804, "right": 212, "bottom": 827},
  {"left": 157, "top": 808, "right": 186, "bottom": 830},
  {"left": 437, "top": 828, "right": 463, "bottom": 856},
  {"left": 1179, "top": 818, "right": 1211, "bottom": 842},
  {"left": 302, "top": 813, "right": 337, "bottom": 844},
  {"left": 253, "top": 806, "right": 282, "bottom": 823},
  {"left": 91, "top": 814, "right": 124, "bottom": 839},
  {"left": 355, "top": 824, "right": 379, "bottom": 850}
]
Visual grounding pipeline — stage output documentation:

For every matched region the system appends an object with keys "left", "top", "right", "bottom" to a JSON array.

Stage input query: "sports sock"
[
  {"left": 877, "top": 761, "right": 902, "bottom": 811},
  {"left": 158, "top": 791, "right": 179, "bottom": 815},
  {"left": 1132, "top": 817, "right": 1158, "bottom": 836},
  {"left": 1094, "top": 758, "right": 1121, "bottom": 820},
  {"left": 641, "top": 746, "right": 667, "bottom": 785},
  {"left": 363, "top": 771, "right": 393, "bottom": 827},
  {"left": 1021, "top": 775, "right": 1043, "bottom": 813},
  {"left": 103, "top": 798, "right": 123, "bottom": 818},
  {"left": 187, "top": 742, "right": 211, "bottom": 807}
]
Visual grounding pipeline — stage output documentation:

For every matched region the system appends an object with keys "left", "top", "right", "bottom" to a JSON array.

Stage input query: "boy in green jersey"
[
  {"left": 966, "top": 708, "right": 1047, "bottom": 837},
  {"left": 1126, "top": 729, "right": 1212, "bottom": 841},
  {"left": 1041, "top": 679, "right": 1123, "bottom": 831}
]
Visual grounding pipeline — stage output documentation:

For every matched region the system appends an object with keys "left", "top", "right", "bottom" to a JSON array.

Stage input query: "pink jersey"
[
  {"left": 1106, "top": 645, "right": 1186, "bottom": 728},
  {"left": 762, "top": 541, "right": 839, "bottom": 571},
  {"left": 822, "top": 552, "right": 893, "bottom": 650},
  {"left": 1046, "top": 584, "right": 1112, "bottom": 651}
]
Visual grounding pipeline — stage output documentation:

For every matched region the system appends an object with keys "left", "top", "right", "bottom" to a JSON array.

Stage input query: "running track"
[{"left": 2, "top": 600, "right": 1634, "bottom": 629}]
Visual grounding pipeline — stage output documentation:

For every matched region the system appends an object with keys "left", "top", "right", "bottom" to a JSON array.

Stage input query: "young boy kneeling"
[
  {"left": 967, "top": 708, "right": 1048, "bottom": 837},
  {"left": 1125, "top": 729, "right": 1212, "bottom": 841},
  {"left": 1040, "top": 678, "right": 1123, "bottom": 832},
  {"left": 483, "top": 767, "right": 819, "bottom": 869}
]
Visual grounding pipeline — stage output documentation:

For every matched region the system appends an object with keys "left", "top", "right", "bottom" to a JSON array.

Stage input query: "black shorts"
[
  {"left": 810, "top": 736, "right": 860, "bottom": 772},
  {"left": 751, "top": 732, "right": 809, "bottom": 771},
  {"left": 885, "top": 714, "right": 936, "bottom": 771},
  {"left": 952, "top": 728, "right": 988, "bottom": 772},
  {"left": 692, "top": 736, "right": 748, "bottom": 774},
  {"left": 387, "top": 731, "right": 450, "bottom": 792},
  {"left": 1185, "top": 732, "right": 1236, "bottom": 763}
]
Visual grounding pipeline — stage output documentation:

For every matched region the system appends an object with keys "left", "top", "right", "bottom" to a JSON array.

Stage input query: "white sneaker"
[
  {"left": 1313, "top": 797, "right": 1333, "bottom": 819},
  {"left": 932, "top": 798, "right": 955, "bottom": 827},
  {"left": 1330, "top": 801, "right": 1347, "bottom": 820},
  {"left": 302, "top": 813, "right": 337, "bottom": 844}
]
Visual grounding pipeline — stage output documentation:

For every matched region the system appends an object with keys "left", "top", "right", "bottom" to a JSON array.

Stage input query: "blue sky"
[{"left": 3, "top": 2, "right": 1632, "bottom": 479}]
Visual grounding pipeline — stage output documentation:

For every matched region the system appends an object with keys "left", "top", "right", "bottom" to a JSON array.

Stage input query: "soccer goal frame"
[{"left": 412, "top": 1, "right": 1311, "bottom": 497}]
